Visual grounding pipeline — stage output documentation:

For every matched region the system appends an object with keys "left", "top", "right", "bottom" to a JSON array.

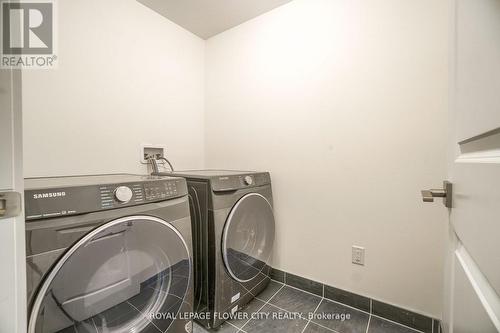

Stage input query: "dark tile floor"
[{"left": 193, "top": 281, "right": 426, "bottom": 333}]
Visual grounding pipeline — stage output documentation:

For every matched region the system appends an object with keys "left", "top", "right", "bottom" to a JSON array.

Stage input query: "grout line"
[
  {"left": 365, "top": 315, "right": 371, "bottom": 333},
  {"left": 300, "top": 291, "right": 324, "bottom": 333},
  {"left": 302, "top": 321, "right": 341, "bottom": 333},
  {"left": 227, "top": 320, "right": 247, "bottom": 333},
  {"left": 277, "top": 280, "right": 424, "bottom": 333},
  {"left": 236, "top": 277, "right": 425, "bottom": 333},
  {"left": 261, "top": 299, "right": 340, "bottom": 333},
  {"left": 305, "top": 320, "right": 342, "bottom": 333},
  {"left": 301, "top": 322, "right": 311, "bottom": 333},
  {"left": 270, "top": 278, "right": 286, "bottom": 286},
  {"left": 276, "top": 269, "right": 436, "bottom": 331},
  {"left": 275, "top": 277, "right": 372, "bottom": 327},
  {"left": 370, "top": 314, "right": 426, "bottom": 333},
  {"left": 283, "top": 282, "right": 324, "bottom": 299},
  {"left": 286, "top": 280, "right": 370, "bottom": 316},
  {"left": 127, "top": 301, "right": 163, "bottom": 333},
  {"left": 91, "top": 318, "right": 98, "bottom": 333},
  {"left": 261, "top": 282, "right": 285, "bottom": 305},
  {"left": 238, "top": 283, "right": 286, "bottom": 332},
  {"left": 254, "top": 281, "right": 285, "bottom": 303},
  {"left": 318, "top": 296, "right": 371, "bottom": 316},
  {"left": 255, "top": 280, "right": 338, "bottom": 333},
  {"left": 268, "top": 302, "right": 309, "bottom": 320}
]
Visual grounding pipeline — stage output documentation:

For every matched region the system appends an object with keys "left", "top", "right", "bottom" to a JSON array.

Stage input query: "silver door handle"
[
  {"left": 421, "top": 181, "right": 452, "bottom": 208},
  {"left": 0, "top": 199, "right": 5, "bottom": 216},
  {"left": 0, "top": 191, "right": 22, "bottom": 219}
]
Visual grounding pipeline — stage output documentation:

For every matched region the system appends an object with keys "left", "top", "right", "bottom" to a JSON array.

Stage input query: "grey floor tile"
[
  {"left": 139, "top": 323, "right": 164, "bottom": 333},
  {"left": 303, "top": 321, "right": 337, "bottom": 333},
  {"left": 57, "top": 320, "right": 97, "bottom": 333},
  {"left": 268, "top": 286, "right": 322, "bottom": 315},
  {"left": 193, "top": 321, "right": 239, "bottom": 333},
  {"left": 228, "top": 298, "right": 266, "bottom": 328},
  {"left": 242, "top": 304, "right": 308, "bottom": 333},
  {"left": 311, "top": 299, "right": 369, "bottom": 333},
  {"left": 255, "top": 280, "right": 284, "bottom": 302},
  {"left": 93, "top": 301, "right": 152, "bottom": 333},
  {"left": 368, "top": 316, "right": 422, "bottom": 333},
  {"left": 193, "top": 322, "right": 210, "bottom": 333}
]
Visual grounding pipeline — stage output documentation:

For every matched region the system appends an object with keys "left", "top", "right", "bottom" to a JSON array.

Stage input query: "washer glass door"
[
  {"left": 222, "top": 193, "right": 275, "bottom": 282},
  {"left": 29, "top": 216, "right": 191, "bottom": 333}
]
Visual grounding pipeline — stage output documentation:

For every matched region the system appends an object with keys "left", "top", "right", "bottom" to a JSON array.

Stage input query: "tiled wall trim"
[
  {"left": 372, "top": 300, "right": 433, "bottom": 333},
  {"left": 286, "top": 272, "right": 323, "bottom": 297},
  {"left": 271, "top": 268, "right": 440, "bottom": 333},
  {"left": 324, "top": 284, "right": 371, "bottom": 313},
  {"left": 270, "top": 268, "right": 285, "bottom": 283}
]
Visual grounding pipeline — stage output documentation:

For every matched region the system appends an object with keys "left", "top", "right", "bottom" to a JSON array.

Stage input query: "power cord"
[
  {"left": 147, "top": 156, "right": 160, "bottom": 174},
  {"left": 158, "top": 157, "right": 174, "bottom": 172},
  {"left": 147, "top": 155, "right": 174, "bottom": 174}
]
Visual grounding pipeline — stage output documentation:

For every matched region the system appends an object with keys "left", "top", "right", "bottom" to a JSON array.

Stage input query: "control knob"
[
  {"left": 114, "top": 186, "right": 133, "bottom": 203},
  {"left": 243, "top": 176, "right": 254, "bottom": 185}
]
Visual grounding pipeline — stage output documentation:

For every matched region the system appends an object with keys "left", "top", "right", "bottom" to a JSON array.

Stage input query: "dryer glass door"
[
  {"left": 222, "top": 193, "right": 275, "bottom": 282},
  {"left": 28, "top": 216, "right": 191, "bottom": 333}
]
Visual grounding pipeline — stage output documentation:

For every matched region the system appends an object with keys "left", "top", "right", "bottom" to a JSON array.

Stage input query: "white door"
[
  {"left": 442, "top": 0, "right": 500, "bottom": 332},
  {"left": 0, "top": 67, "right": 26, "bottom": 332}
]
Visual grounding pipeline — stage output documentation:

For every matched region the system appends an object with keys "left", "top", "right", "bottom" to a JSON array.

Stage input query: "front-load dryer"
[
  {"left": 25, "top": 174, "right": 193, "bottom": 333},
  {"left": 153, "top": 170, "right": 275, "bottom": 329}
]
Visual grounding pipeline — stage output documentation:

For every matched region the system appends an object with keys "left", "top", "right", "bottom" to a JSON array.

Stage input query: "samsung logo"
[{"left": 33, "top": 192, "right": 66, "bottom": 199}]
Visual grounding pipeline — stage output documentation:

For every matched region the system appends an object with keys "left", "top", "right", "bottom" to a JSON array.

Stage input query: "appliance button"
[{"left": 114, "top": 186, "right": 133, "bottom": 203}]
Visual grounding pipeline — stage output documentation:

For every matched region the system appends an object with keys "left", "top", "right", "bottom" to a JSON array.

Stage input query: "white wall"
[
  {"left": 22, "top": 0, "right": 449, "bottom": 318},
  {"left": 23, "top": 0, "right": 205, "bottom": 177},
  {"left": 205, "top": 0, "right": 448, "bottom": 317}
]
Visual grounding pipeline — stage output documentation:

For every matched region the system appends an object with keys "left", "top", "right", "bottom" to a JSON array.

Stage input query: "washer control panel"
[
  {"left": 25, "top": 176, "right": 188, "bottom": 221},
  {"left": 144, "top": 180, "right": 180, "bottom": 201},
  {"left": 99, "top": 179, "right": 183, "bottom": 209},
  {"left": 99, "top": 183, "right": 147, "bottom": 209}
]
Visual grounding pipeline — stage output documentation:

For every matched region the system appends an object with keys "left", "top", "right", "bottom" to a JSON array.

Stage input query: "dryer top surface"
[{"left": 165, "top": 170, "right": 258, "bottom": 179}]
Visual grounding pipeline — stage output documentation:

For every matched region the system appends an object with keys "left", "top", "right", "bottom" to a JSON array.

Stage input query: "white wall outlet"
[
  {"left": 140, "top": 144, "right": 165, "bottom": 164},
  {"left": 352, "top": 246, "right": 365, "bottom": 266}
]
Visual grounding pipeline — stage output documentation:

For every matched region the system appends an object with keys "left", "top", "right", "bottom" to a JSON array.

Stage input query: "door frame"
[{"left": 0, "top": 67, "right": 26, "bottom": 333}]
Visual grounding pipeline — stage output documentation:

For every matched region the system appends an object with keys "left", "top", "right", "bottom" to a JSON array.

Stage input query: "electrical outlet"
[{"left": 352, "top": 246, "right": 365, "bottom": 266}]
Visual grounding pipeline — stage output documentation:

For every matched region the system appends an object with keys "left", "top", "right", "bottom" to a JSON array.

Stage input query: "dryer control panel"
[
  {"left": 210, "top": 172, "right": 271, "bottom": 192},
  {"left": 24, "top": 174, "right": 187, "bottom": 221}
]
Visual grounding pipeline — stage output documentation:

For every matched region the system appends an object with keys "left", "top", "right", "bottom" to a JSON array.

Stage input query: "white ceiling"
[{"left": 137, "top": 0, "right": 294, "bottom": 39}]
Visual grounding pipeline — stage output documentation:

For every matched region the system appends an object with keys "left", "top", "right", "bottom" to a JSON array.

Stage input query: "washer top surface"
[{"left": 25, "top": 173, "right": 180, "bottom": 189}]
